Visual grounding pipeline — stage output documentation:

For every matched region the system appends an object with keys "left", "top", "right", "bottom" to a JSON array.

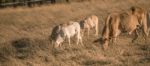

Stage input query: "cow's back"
[
  {"left": 63, "top": 22, "right": 80, "bottom": 37},
  {"left": 89, "top": 15, "right": 98, "bottom": 28},
  {"left": 120, "top": 13, "right": 139, "bottom": 32}
]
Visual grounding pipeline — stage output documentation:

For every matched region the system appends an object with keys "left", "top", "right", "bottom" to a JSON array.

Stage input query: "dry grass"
[{"left": 0, "top": 0, "right": 150, "bottom": 66}]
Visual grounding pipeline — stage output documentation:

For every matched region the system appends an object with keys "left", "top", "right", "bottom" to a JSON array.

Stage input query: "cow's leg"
[
  {"left": 67, "top": 36, "right": 71, "bottom": 46},
  {"left": 112, "top": 34, "right": 117, "bottom": 45},
  {"left": 95, "top": 25, "right": 98, "bottom": 36},
  {"left": 81, "top": 29, "right": 85, "bottom": 37},
  {"left": 103, "top": 39, "right": 109, "bottom": 50},
  {"left": 80, "top": 37, "right": 83, "bottom": 45},
  {"left": 142, "top": 14, "right": 149, "bottom": 42},
  {"left": 79, "top": 35, "right": 83, "bottom": 45},
  {"left": 114, "top": 30, "right": 121, "bottom": 43},
  {"left": 87, "top": 28, "right": 90, "bottom": 37},
  {"left": 128, "top": 30, "right": 134, "bottom": 35},
  {"left": 112, "top": 37, "right": 116, "bottom": 44},
  {"left": 112, "top": 29, "right": 120, "bottom": 45},
  {"left": 51, "top": 40, "right": 54, "bottom": 49},
  {"left": 68, "top": 37, "right": 71, "bottom": 46},
  {"left": 76, "top": 35, "right": 79, "bottom": 45},
  {"left": 142, "top": 26, "right": 149, "bottom": 43},
  {"left": 76, "top": 32, "right": 82, "bottom": 45},
  {"left": 112, "top": 35, "right": 116, "bottom": 44},
  {"left": 132, "top": 29, "right": 139, "bottom": 43},
  {"left": 51, "top": 40, "right": 54, "bottom": 46}
]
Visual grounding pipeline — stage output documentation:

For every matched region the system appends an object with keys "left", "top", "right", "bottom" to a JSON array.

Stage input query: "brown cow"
[
  {"left": 95, "top": 7, "right": 150, "bottom": 50},
  {"left": 80, "top": 15, "right": 99, "bottom": 37},
  {"left": 130, "top": 6, "right": 149, "bottom": 38},
  {"left": 98, "top": 11, "right": 146, "bottom": 50}
]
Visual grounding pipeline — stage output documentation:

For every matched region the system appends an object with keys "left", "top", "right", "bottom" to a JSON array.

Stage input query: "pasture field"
[{"left": 0, "top": 0, "right": 150, "bottom": 66}]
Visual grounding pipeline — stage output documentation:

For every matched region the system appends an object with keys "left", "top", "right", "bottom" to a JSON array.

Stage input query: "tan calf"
[{"left": 80, "top": 15, "right": 99, "bottom": 37}]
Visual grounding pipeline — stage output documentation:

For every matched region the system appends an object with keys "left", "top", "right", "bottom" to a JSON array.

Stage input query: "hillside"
[{"left": 0, "top": 0, "right": 150, "bottom": 66}]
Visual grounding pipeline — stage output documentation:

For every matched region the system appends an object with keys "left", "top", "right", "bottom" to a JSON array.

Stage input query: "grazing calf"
[
  {"left": 80, "top": 15, "right": 99, "bottom": 37},
  {"left": 49, "top": 25, "right": 62, "bottom": 46},
  {"left": 50, "top": 21, "right": 83, "bottom": 48}
]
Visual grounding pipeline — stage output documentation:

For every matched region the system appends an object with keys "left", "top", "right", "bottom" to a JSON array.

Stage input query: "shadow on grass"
[{"left": 12, "top": 38, "right": 35, "bottom": 59}]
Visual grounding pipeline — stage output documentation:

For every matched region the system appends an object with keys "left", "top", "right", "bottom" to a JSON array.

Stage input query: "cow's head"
[
  {"left": 80, "top": 20, "right": 85, "bottom": 29},
  {"left": 54, "top": 25, "right": 65, "bottom": 48},
  {"left": 50, "top": 25, "right": 62, "bottom": 41},
  {"left": 80, "top": 20, "right": 89, "bottom": 29},
  {"left": 54, "top": 34, "right": 64, "bottom": 48},
  {"left": 93, "top": 37, "right": 107, "bottom": 44},
  {"left": 93, "top": 37, "right": 109, "bottom": 50},
  {"left": 49, "top": 25, "right": 65, "bottom": 48}
]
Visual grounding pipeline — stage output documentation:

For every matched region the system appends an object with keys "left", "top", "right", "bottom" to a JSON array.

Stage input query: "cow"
[
  {"left": 130, "top": 6, "right": 149, "bottom": 38},
  {"left": 80, "top": 15, "right": 99, "bottom": 37},
  {"left": 95, "top": 11, "right": 146, "bottom": 50},
  {"left": 50, "top": 21, "right": 83, "bottom": 48},
  {"left": 94, "top": 7, "right": 150, "bottom": 50},
  {"left": 49, "top": 25, "right": 62, "bottom": 46}
]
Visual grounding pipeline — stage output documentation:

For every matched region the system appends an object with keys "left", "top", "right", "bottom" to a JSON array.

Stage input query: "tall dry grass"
[{"left": 0, "top": 0, "right": 150, "bottom": 66}]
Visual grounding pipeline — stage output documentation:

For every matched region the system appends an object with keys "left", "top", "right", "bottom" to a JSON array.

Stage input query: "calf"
[
  {"left": 80, "top": 15, "right": 99, "bottom": 37},
  {"left": 50, "top": 21, "right": 83, "bottom": 48}
]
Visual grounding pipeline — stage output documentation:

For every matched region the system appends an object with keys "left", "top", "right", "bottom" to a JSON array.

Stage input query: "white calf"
[{"left": 51, "top": 21, "right": 83, "bottom": 48}]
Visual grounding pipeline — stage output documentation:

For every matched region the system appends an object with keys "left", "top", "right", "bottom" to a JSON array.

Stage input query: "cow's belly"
[{"left": 66, "top": 28, "right": 76, "bottom": 37}]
